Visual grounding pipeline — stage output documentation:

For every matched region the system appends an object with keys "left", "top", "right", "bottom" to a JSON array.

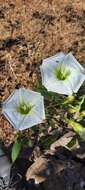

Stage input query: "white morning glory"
[
  {"left": 40, "top": 52, "right": 85, "bottom": 95},
  {"left": 2, "top": 88, "right": 45, "bottom": 130}
]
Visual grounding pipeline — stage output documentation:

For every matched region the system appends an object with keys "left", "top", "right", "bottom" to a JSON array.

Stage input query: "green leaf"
[
  {"left": 63, "top": 95, "right": 75, "bottom": 105},
  {"left": 67, "top": 119, "right": 84, "bottom": 134},
  {"left": 66, "top": 138, "right": 78, "bottom": 149},
  {"left": 66, "top": 119, "right": 85, "bottom": 141},
  {"left": 11, "top": 139, "right": 22, "bottom": 162},
  {"left": 79, "top": 130, "right": 85, "bottom": 141},
  {"left": 68, "top": 106, "right": 79, "bottom": 113},
  {"left": 78, "top": 95, "right": 85, "bottom": 111}
]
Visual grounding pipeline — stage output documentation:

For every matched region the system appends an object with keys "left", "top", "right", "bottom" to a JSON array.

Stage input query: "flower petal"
[
  {"left": 2, "top": 89, "right": 19, "bottom": 109},
  {"left": 68, "top": 69, "right": 85, "bottom": 93},
  {"left": 19, "top": 96, "right": 45, "bottom": 130},
  {"left": 19, "top": 88, "right": 43, "bottom": 105},
  {"left": 19, "top": 113, "right": 43, "bottom": 130},
  {"left": 2, "top": 88, "right": 45, "bottom": 130},
  {"left": 44, "top": 78, "right": 73, "bottom": 95},
  {"left": 42, "top": 52, "right": 65, "bottom": 72},
  {"left": 40, "top": 52, "right": 85, "bottom": 95},
  {"left": 43, "top": 52, "right": 65, "bottom": 65},
  {"left": 63, "top": 53, "right": 85, "bottom": 72}
]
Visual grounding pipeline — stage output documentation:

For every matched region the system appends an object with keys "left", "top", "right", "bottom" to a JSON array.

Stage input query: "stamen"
[
  {"left": 54, "top": 64, "right": 71, "bottom": 80},
  {"left": 16, "top": 101, "right": 33, "bottom": 115}
]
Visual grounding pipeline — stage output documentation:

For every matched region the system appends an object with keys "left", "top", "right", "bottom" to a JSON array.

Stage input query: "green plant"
[{"left": 11, "top": 138, "right": 22, "bottom": 162}]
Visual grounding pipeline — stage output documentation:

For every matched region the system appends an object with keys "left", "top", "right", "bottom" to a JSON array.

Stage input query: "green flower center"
[
  {"left": 54, "top": 64, "right": 71, "bottom": 80},
  {"left": 16, "top": 101, "right": 33, "bottom": 115}
]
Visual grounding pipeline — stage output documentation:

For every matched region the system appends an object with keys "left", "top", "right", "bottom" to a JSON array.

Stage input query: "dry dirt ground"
[{"left": 0, "top": 1, "right": 85, "bottom": 189}]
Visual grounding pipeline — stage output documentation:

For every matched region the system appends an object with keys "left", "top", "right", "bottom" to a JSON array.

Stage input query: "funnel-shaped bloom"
[
  {"left": 2, "top": 88, "right": 45, "bottom": 130},
  {"left": 40, "top": 52, "right": 85, "bottom": 95}
]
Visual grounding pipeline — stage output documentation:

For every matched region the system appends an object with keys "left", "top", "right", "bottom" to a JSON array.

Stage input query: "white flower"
[
  {"left": 2, "top": 88, "right": 45, "bottom": 130},
  {"left": 40, "top": 52, "right": 85, "bottom": 95}
]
